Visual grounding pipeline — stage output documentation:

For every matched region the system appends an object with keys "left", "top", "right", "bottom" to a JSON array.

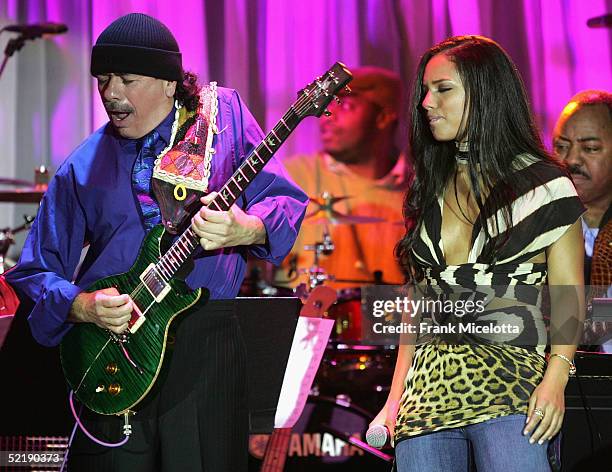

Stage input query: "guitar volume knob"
[
  {"left": 108, "top": 383, "right": 121, "bottom": 396},
  {"left": 105, "top": 362, "right": 118, "bottom": 375}
]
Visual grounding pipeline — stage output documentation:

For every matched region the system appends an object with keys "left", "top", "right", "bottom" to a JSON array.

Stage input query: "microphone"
[
  {"left": 320, "top": 423, "right": 394, "bottom": 462},
  {"left": 2, "top": 22, "right": 68, "bottom": 37},
  {"left": 365, "top": 424, "right": 389, "bottom": 449},
  {"left": 586, "top": 13, "right": 612, "bottom": 28}
]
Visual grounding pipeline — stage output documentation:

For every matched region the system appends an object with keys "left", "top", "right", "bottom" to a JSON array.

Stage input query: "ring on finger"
[{"left": 534, "top": 407, "right": 545, "bottom": 419}]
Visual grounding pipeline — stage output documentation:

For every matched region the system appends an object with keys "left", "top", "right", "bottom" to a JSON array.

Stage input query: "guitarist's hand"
[
  {"left": 192, "top": 192, "right": 267, "bottom": 250},
  {"left": 69, "top": 288, "right": 133, "bottom": 334}
]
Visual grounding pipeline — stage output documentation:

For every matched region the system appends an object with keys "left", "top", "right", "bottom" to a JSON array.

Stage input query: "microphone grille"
[{"left": 366, "top": 424, "right": 388, "bottom": 449}]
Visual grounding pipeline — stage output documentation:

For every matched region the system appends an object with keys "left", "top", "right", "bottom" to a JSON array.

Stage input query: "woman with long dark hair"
[{"left": 372, "top": 35, "right": 585, "bottom": 471}]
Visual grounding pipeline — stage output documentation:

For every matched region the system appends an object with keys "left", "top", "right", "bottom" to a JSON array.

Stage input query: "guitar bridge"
[{"left": 128, "top": 301, "right": 146, "bottom": 334}]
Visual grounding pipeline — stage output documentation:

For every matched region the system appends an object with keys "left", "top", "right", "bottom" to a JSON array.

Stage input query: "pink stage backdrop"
[{"left": 0, "top": 0, "right": 610, "bottom": 184}]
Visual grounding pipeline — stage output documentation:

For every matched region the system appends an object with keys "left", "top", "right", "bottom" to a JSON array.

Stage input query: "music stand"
[{"left": 235, "top": 297, "right": 300, "bottom": 433}]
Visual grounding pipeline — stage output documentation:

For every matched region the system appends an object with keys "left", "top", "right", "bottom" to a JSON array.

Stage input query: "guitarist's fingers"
[
  {"left": 111, "top": 326, "right": 128, "bottom": 334},
  {"left": 106, "top": 320, "right": 130, "bottom": 334},
  {"left": 200, "top": 192, "right": 218, "bottom": 206},
  {"left": 192, "top": 215, "right": 231, "bottom": 242},
  {"left": 196, "top": 219, "right": 230, "bottom": 237},
  {"left": 109, "top": 300, "right": 134, "bottom": 316},
  {"left": 99, "top": 287, "right": 120, "bottom": 296},
  {"left": 197, "top": 207, "right": 229, "bottom": 225},
  {"left": 192, "top": 211, "right": 221, "bottom": 236},
  {"left": 198, "top": 237, "right": 222, "bottom": 251},
  {"left": 98, "top": 293, "right": 131, "bottom": 309},
  {"left": 101, "top": 313, "right": 132, "bottom": 327}
]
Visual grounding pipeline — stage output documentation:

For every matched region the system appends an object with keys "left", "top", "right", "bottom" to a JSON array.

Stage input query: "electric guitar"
[{"left": 60, "top": 63, "right": 352, "bottom": 415}]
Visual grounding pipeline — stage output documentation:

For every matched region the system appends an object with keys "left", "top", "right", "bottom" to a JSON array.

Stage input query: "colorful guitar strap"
[{"left": 152, "top": 82, "right": 219, "bottom": 234}]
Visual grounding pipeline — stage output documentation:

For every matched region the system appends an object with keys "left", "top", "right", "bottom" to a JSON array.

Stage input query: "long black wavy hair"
[{"left": 396, "top": 35, "right": 559, "bottom": 282}]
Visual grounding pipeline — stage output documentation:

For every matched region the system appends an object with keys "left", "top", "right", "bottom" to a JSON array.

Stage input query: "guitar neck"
[
  {"left": 158, "top": 103, "right": 305, "bottom": 279},
  {"left": 143, "top": 61, "right": 352, "bottom": 284},
  {"left": 260, "top": 427, "right": 292, "bottom": 472}
]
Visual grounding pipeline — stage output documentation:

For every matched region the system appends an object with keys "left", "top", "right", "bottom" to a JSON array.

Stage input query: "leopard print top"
[{"left": 394, "top": 157, "right": 585, "bottom": 443}]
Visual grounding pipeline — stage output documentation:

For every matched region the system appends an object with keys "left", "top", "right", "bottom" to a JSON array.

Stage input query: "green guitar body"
[{"left": 59, "top": 225, "right": 204, "bottom": 415}]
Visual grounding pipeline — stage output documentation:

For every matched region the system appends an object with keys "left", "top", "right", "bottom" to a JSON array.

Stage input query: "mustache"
[
  {"left": 567, "top": 165, "right": 589, "bottom": 179},
  {"left": 104, "top": 102, "right": 134, "bottom": 113}
]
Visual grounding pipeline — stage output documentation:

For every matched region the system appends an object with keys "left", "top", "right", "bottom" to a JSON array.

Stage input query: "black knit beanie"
[{"left": 91, "top": 13, "right": 183, "bottom": 81}]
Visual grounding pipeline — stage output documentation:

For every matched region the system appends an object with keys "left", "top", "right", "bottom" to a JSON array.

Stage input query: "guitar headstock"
[{"left": 296, "top": 62, "right": 353, "bottom": 119}]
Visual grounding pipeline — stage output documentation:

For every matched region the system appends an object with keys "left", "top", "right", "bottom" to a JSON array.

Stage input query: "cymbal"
[
  {"left": 308, "top": 193, "right": 351, "bottom": 208},
  {"left": 332, "top": 278, "right": 377, "bottom": 284},
  {"left": 304, "top": 212, "right": 385, "bottom": 225},
  {"left": 0, "top": 177, "right": 35, "bottom": 187},
  {"left": 0, "top": 186, "right": 46, "bottom": 203},
  {"left": 306, "top": 191, "right": 386, "bottom": 225}
]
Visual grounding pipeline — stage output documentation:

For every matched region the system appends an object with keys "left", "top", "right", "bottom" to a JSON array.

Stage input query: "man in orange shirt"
[{"left": 277, "top": 67, "right": 411, "bottom": 290}]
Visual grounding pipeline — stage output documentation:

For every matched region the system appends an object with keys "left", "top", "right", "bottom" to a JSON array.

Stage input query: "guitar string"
[{"left": 74, "top": 337, "right": 114, "bottom": 393}]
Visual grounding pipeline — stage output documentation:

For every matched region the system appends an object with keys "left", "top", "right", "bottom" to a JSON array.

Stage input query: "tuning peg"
[
  {"left": 323, "top": 110, "right": 331, "bottom": 116},
  {"left": 334, "top": 95, "right": 341, "bottom": 104},
  {"left": 344, "top": 85, "right": 351, "bottom": 94}
]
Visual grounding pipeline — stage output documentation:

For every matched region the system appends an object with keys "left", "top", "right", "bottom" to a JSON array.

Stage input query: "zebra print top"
[
  {"left": 413, "top": 155, "right": 583, "bottom": 271},
  {"left": 394, "top": 155, "right": 584, "bottom": 442}
]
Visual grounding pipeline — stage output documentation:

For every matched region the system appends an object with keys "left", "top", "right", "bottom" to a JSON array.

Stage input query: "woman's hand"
[
  {"left": 523, "top": 367, "right": 568, "bottom": 445},
  {"left": 524, "top": 218, "right": 583, "bottom": 446},
  {"left": 370, "top": 399, "right": 400, "bottom": 440}
]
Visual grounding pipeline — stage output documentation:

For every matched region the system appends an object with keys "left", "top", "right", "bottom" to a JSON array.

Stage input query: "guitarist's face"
[{"left": 96, "top": 73, "right": 177, "bottom": 139}]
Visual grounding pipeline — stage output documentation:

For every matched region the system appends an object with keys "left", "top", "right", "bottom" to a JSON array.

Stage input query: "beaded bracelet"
[{"left": 549, "top": 353, "right": 576, "bottom": 375}]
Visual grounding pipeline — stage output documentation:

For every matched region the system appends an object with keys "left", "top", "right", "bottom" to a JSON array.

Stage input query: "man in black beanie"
[
  {"left": 6, "top": 12, "right": 307, "bottom": 472},
  {"left": 89, "top": 12, "right": 184, "bottom": 139}
]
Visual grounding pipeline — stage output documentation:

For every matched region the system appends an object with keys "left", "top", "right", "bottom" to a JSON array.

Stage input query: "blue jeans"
[{"left": 395, "top": 414, "right": 552, "bottom": 472}]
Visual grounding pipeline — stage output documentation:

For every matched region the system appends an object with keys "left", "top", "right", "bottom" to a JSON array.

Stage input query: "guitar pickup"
[
  {"left": 140, "top": 263, "right": 171, "bottom": 302},
  {"left": 128, "top": 302, "right": 146, "bottom": 334}
]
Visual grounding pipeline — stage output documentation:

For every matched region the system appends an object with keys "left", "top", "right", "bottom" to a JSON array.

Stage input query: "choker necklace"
[
  {"left": 456, "top": 141, "right": 469, "bottom": 152},
  {"left": 455, "top": 151, "right": 469, "bottom": 165},
  {"left": 455, "top": 141, "right": 469, "bottom": 165}
]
